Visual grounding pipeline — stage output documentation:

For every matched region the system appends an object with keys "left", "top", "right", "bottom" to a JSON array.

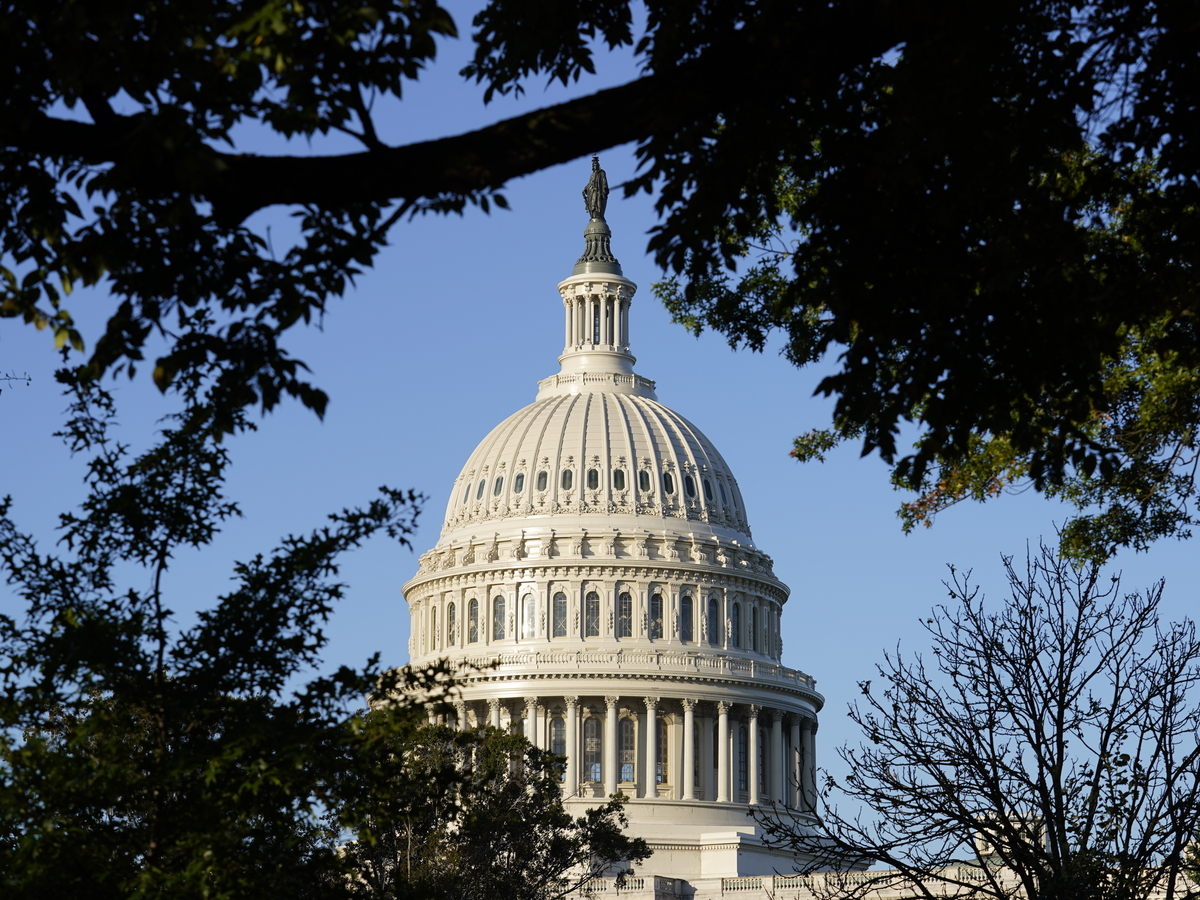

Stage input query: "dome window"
[
  {"left": 638, "top": 470, "right": 651, "bottom": 492},
  {"left": 514, "top": 473, "right": 525, "bottom": 493},
  {"left": 492, "top": 596, "right": 506, "bottom": 641},
  {"left": 492, "top": 476, "right": 504, "bottom": 497},
  {"left": 447, "top": 602, "right": 456, "bottom": 647},
  {"left": 649, "top": 593, "right": 663, "bottom": 640},
  {"left": 553, "top": 592, "right": 568, "bottom": 637},
  {"left": 585, "top": 591, "right": 601, "bottom": 637},
  {"left": 467, "top": 599, "right": 479, "bottom": 643},
  {"left": 587, "top": 468, "right": 599, "bottom": 490},
  {"left": 680, "top": 596, "right": 694, "bottom": 642},
  {"left": 613, "top": 469, "right": 626, "bottom": 491},
  {"left": 522, "top": 594, "right": 536, "bottom": 639},
  {"left": 663, "top": 472, "right": 675, "bottom": 495},
  {"left": 719, "top": 482, "right": 728, "bottom": 504},
  {"left": 561, "top": 469, "right": 573, "bottom": 490},
  {"left": 707, "top": 598, "right": 720, "bottom": 645},
  {"left": 536, "top": 470, "right": 548, "bottom": 491},
  {"left": 476, "top": 479, "right": 486, "bottom": 500},
  {"left": 703, "top": 479, "right": 714, "bottom": 501},
  {"left": 731, "top": 602, "right": 741, "bottom": 648},
  {"left": 461, "top": 483, "right": 470, "bottom": 504},
  {"left": 684, "top": 475, "right": 696, "bottom": 498},
  {"left": 617, "top": 591, "right": 633, "bottom": 638}
]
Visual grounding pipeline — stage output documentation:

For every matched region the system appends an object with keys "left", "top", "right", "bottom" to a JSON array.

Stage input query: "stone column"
[
  {"left": 644, "top": 697, "right": 659, "bottom": 799},
  {"left": 789, "top": 716, "right": 802, "bottom": 808},
  {"left": 524, "top": 696, "right": 540, "bottom": 748},
  {"left": 565, "top": 696, "right": 579, "bottom": 793},
  {"left": 681, "top": 698, "right": 696, "bottom": 801},
  {"left": 748, "top": 706, "right": 760, "bottom": 805},
  {"left": 488, "top": 698, "right": 501, "bottom": 730},
  {"left": 771, "top": 709, "right": 785, "bottom": 803},
  {"left": 604, "top": 695, "right": 619, "bottom": 797},
  {"left": 454, "top": 701, "right": 467, "bottom": 731},
  {"left": 716, "top": 701, "right": 731, "bottom": 803},
  {"left": 801, "top": 717, "right": 818, "bottom": 813}
]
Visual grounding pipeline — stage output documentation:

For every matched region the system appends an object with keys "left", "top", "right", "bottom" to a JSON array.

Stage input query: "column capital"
[
  {"left": 643, "top": 696, "right": 660, "bottom": 711},
  {"left": 681, "top": 697, "right": 698, "bottom": 712},
  {"left": 487, "top": 698, "right": 501, "bottom": 711},
  {"left": 771, "top": 708, "right": 786, "bottom": 724},
  {"left": 747, "top": 704, "right": 761, "bottom": 718},
  {"left": 564, "top": 695, "right": 579, "bottom": 709},
  {"left": 716, "top": 700, "right": 732, "bottom": 715},
  {"left": 524, "top": 695, "right": 539, "bottom": 707},
  {"left": 605, "top": 695, "right": 620, "bottom": 710}
]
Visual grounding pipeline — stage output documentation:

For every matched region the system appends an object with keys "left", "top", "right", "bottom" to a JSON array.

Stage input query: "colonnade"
[
  {"left": 441, "top": 693, "right": 819, "bottom": 813},
  {"left": 562, "top": 288, "right": 630, "bottom": 354}
]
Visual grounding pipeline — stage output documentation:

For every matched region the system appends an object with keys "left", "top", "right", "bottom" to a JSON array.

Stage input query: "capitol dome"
[{"left": 402, "top": 158, "right": 823, "bottom": 889}]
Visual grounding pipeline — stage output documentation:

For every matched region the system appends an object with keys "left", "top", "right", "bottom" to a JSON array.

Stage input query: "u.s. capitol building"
[{"left": 402, "top": 159, "right": 823, "bottom": 890}]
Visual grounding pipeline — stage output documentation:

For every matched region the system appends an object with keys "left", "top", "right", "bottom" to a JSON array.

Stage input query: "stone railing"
[
  {"left": 457, "top": 647, "right": 816, "bottom": 690},
  {"left": 722, "top": 868, "right": 1020, "bottom": 897},
  {"left": 583, "top": 875, "right": 682, "bottom": 897}
]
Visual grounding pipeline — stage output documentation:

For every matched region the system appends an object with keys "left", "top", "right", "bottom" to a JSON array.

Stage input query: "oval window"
[
  {"left": 493, "top": 476, "right": 504, "bottom": 497},
  {"left": 461, "top": 483, "right": 470, "bottom": 504},
  {"left": 719, "top": 482, "right": 728, "bottom": 504},
  {"left": 514, "top": 473, "right": 525, "bottom": 493},
  {"left": 561, "top": 470, "right": 573, "bottom": 490},
  {"left": 536, "top": 471, "right": 548, "bottom": 491},
  {"left": 703, "top": 478, "right": 714, "bottom": 501},
  {"left": 613, "top": 469, "right": 626, "bottom": 491},
  {"left": 684, "top": 475, "right": 696, "bottom": 498},
  {"left": 587, "top": 468, "right": 599, "bottom": 490},
  {"left": 663, "top": 472, "right": 675, "bottom": 495},
  {"left": 638, "top": 470, "right": 651, "bottom": 492},
  {"left": 476, "top": 479, "right": 486, "bottom": 500}
]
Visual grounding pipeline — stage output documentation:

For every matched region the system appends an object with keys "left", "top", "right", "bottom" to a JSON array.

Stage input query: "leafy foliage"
[
  {"left": 0, "top": 355, "right": 448, "bottom": 898},
  {"left": 338, "top": 723, "right": 651, "bottom": 900},
  {"left": 757, "top": 544, "right": 1200, "bottom": 900}
]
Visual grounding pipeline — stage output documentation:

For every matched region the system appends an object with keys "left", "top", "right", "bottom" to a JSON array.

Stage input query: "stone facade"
[{"left": 401, "top": 163, "right": 824, "bottom": 884}]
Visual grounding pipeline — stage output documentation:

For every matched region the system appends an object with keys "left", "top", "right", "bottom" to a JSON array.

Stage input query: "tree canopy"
[{"left": 4, "top": 1, "right": 1199, "bottom": 557}]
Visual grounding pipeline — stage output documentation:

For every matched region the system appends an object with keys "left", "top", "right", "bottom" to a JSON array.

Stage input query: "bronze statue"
[{"left": 582, "top": 155, "right": 609, "bottom": 219}]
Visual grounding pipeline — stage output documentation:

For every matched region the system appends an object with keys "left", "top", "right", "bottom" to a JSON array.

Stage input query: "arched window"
[
  {"left": 617, "top": 591, "right": 633, "bottom": 638},
  {"left": 468, "top": 599, "right": 479, "bottom": 643},
  {"left": 738, "top": 726, "right": 749, "bottom": 791},
  {"left": 751, "top": 606, "right": 759, "bottom": 652},
  {"left": 551, "top": 718, "right": 567, "bottom": 782},
  {"left": 476, "top": 479, "right": 486, "bottom": 500},
  {"left": 514, "top": 472, "right": 525, "bottom": 493},
  {"left": 663, "top": 472, "right": 675, "bottom": 494},
  {"left": 522, "top": 594, "right": 536, "bottom": 639},
  {"left": 656, "top": 718, "right": 668, "bottom": 784},
  {"left": 619, "top": 718, "right": 636, "bottom": 783},
  {"left": 613, "top": 469, "right": 626, "bottom": 491},
  {"left": 447, "top": 602, "right": 456, "bottom": 646},
  {"left": 731, "top": 603, "right": 741, "bottom": 648},
  {"left": 681, "top": 596, "right": 694, "bottom": 642},
  {"left": 461, "top": 482, "right": 470, "bottom": 504},
  {"left": 638, "top": 470, "right": 650, "bottom": 492},
  {"left": 492, "top": 476, "right": 503, "bottom": 497},
  {"left": 561, "top": 469, "right": 573, "bottom": 490},
  {"left": 586, "top": 468, "right": 599, "bottom": 490},
  {"left": 553, "top": 592, "right": 568, "bottom": 637},
  {"left": 492, "top": 595, "right": 506, "bottom": 640},
  {"left": 707, "top": 598, "right": 720, "bottom": 645},
  {"left": 584, "top": 717, "right": 602, "bottom": 782},
  {"left": 430, "top": 607, "right": 437, "bottom": 651},
  {"left": 684, "top": 474, "right": 696, "bottom": 498},
  {"left": 703, "top": 478, "right": 714, "bottom": 501},
  {"left": 536, "top": 470, "right": 548, "bottom": 491},
  {"left": 585, "top": 591, "right": 601, "bottom": 637},
  {"left": 649, "top": 593, "right": 663, "bottom": 640}
]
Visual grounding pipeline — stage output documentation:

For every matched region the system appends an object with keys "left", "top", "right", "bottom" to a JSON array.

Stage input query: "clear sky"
[{"left": 2, "top": 3, "right": 1196, "bottom": 790}]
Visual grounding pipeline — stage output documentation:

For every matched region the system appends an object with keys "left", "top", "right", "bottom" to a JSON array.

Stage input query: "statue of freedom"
[{"left": 583, "top": 155, "right": 609, "bottom": 219}]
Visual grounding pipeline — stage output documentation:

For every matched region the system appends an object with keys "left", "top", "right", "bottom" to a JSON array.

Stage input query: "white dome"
[{"left": 441, "top": 389, "right": 752, "bottom": 544}]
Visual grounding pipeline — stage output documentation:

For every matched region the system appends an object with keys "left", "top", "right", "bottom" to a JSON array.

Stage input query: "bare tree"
[{"left": 758, "top": 544, "right": 1200, "bottom": 900}]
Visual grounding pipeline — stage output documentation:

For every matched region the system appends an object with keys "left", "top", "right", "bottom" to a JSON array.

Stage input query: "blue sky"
[{"left": 2, "top": 3, "right": 1196, "bottom": 788}]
